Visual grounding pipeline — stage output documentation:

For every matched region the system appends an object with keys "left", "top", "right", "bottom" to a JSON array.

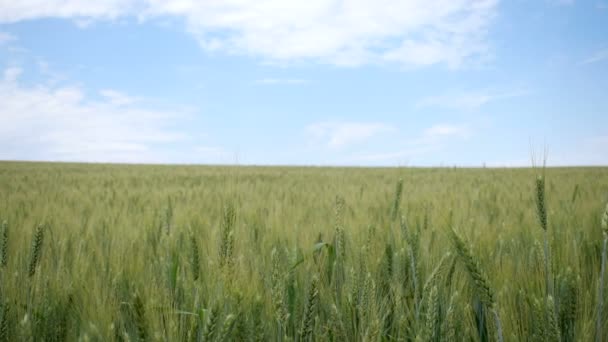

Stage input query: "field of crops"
[{"left": 0, "top": 162, "right": 607, "bottom": 341}]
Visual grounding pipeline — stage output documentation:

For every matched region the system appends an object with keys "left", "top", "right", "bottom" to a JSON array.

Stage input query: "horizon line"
[{"left": 1, "top": 159, "right": 607, "bottom": 169}]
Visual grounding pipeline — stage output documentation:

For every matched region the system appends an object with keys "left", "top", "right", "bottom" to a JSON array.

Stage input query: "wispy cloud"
[
  {"left": 0, "top": 31, "right": 16, "bottom": 45},
  {"left": 349, "top": 146, "right": 434, "bottom": 164},
  {"left": 35, "top": 59, "right": 69, "bottom": 85},
  {"left": 254, "top": 78, "right": 309, "bottom": 85},
  {"left": 423, "top": 123, "right": 471, "bottom": 140},
  {"left": 580, "top": 48, "right": 608, "bottom": 65},
  {"left": 3, "top": 67, "right": 22, "bottom": 82},
  {"left": 347, "top": 122, "right": 472, "bottom": 164},
  {"left": 0, "top": 67, "right": 192, "bottom": 163},
  {"left": 488, "top": 135, "right": 608, "bottom": 167},
  {"left": 553, "top": 135, "right": 608, "bottom": 166},
  {"left": 0, "top": 0, "right": 498, "bottom": 68},
  {"left": 99, "top": 89, "right": 140, "bottom": 106},
  {"left": 461, "top": 134, "right": 608, "bottom": 167},
  {"left": 418, "top": 89, "right": 529, "bottom": 110},
  {"left": 195, "top": 146, "right": 232, "bottom": 161},
  {"left": 548, "top": 0, "right": 575, "bottom": 5},
  {"left": 306, "top": 121, "right": 395, "bottom": 149}
]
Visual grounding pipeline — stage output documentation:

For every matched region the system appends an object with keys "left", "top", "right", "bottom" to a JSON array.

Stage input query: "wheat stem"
[{"left": 596, "top": 233, "right": 607, "bottom": 342}]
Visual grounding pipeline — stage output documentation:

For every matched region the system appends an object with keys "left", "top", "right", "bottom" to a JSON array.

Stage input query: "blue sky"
[{"left": 0, "top": 0, "right": 607, "bottom": 166}]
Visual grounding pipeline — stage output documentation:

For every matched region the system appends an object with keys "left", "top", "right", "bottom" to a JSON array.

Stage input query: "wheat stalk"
[
  {"left": 0, "top": 300, "right": 8, "bottom": 342},
  {"left": 190, "top": 234, "right": 200, "bottom": 281},
  {"left": 535, "top": 176, "right": 548, "bottom": 232},
  {"left": 300, "top": 277, "right": 319, "bottom": 342},
  {"left": 270, "top": 248, "right": 288, "bottom": 338},
  {"left": 334, "top": 195, "right": 346, "bottom": 258},
  {"left": 443, "top": 292, "right": 459, "bottom": 342},
  {"left": 421, "top": 253, "right": 451, "bottom": 307},
  {"left": 330, "top": 304, "right": 347, "bottom": 342},
  {"left": 132, "top": 293, "right": 147, "bottom": 341},
  {"left": 360, "top": 272, "right": 373, "bottom": 334},
  {"left": 219, "top": 203, "right": 236, "bottom": 268},
  {"left": 449, "top": 228, "right": 503, "bottom": 342},
  {"left": 530, "top": 297, "right": 545, "bottom": 340},
  {"left": 220, "top": 313, "right": 237, "bottom": 342},
  {"left": 403, "top": 215, "right": 421, "bottom": 318},
  {"left": 422, "top": 285, "right": 439, "bottom": 341},
  {"left": 0, "top": 221, "right": 7, "bottom": 268},
  {"left": 546, "top": 296, "right": 561, "bottom": 342},
  {"left": 163, "top": 196, "right": 174, "bottom": 235},
  {"left": 558, "top": 268, "right": 577, "bottom": 341},
  {"left": 391, "top": 179, "right": 404, "bottom": 221},
  {"left": 602, "top": 202, "right": 608, "bottom": 236},
  {"left": 596, "top": 201, "right": 608, "bottom": 342},
  {"left": 204, "top": 306, "right": 219, "bottom": 342},
  {"left": 535, "top": 173, "right": 556, "bottom": 337},
  {"left": 28, "top": 225, "right": 44, "bottom": 277},
  {"left": 449, "top": 228, "right": 494, "bottom": 307},
  {"left": 334, "top": 196, "right": 346, "bottom": 304}
]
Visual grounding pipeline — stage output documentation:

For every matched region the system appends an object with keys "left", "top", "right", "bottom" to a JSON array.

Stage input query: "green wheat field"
[{"left": 1, "top": 161, "right": 608, "bottom": 341}]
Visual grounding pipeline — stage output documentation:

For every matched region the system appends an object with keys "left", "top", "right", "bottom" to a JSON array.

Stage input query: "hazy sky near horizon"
[{"left": 0, "top": 0, "right": 607, "bottom": 166}]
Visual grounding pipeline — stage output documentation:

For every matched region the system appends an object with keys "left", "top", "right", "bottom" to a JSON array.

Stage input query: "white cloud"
[
  {"left": 255, "top": 78, "right": 309, "bottom": 85},
  {"left": 99, "top": 89, "right": 140, "bottom": 106},
  {"left": 0, "top": 0, "right": 499, "bottom": 68},
  {"left": 306, "top": 121, "right": 394, "bottom": 149},
  {"left": 0, "top": 31, "right": 16, "bottom": 45},
  {"left": 0, "top": 1, "right": 133, "bottom": 22},
  {"left": 423, "top": 123, "right": 471, "bottom": 140},
  {"left": 417, "top": 89, "right": 528, "bottom": 110},
  {"left": 0, "top": 67, "right": 190, "bottom": 163},
  {"left": 3, "top": 67, "right": 22, "bottom": 82},
  {"left": 581, "top": 48, "right": 608, "bottom": 65}
]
